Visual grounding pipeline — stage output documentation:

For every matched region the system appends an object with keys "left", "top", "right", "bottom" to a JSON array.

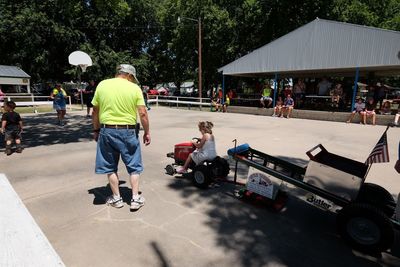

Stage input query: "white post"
[
  {"left": 31, "top": 94, "right": 37, "bottom": 113},
  {"left": 68, "top": 96, "right": 72, "bottom": 111}
]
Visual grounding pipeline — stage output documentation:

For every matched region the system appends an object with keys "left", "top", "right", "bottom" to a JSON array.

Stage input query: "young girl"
[
  {"left": 177, "top": 121, "right": 217, "bottom": 174},
  {"left": 50, "top": 84, "right": 67, "bottom": 126},
  {"left": 272, "top": 96, "right": 283, "bottom": 117},
  {"left": 363, "top": 98, "right": 376, "bottom": 125},
  {"left": 346, "top": 98, "right": 365, "bottom": 123},
  {"left": 379, "top": 101, "right": 391, "bottom": 115}
]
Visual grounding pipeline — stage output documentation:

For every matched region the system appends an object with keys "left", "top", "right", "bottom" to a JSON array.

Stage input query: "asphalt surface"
[{"left": 1, "top": 107, "right": 400, "bottom": 267}]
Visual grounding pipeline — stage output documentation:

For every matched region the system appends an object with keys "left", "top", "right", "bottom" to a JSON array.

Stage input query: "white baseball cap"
[{"left": 117, "top": 64, "right": 139, "bottom": 84}]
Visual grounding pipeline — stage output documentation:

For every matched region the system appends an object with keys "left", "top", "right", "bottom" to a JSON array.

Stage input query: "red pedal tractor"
[{"left": 165, "top": 138, "right": 230, "bottom": 188}]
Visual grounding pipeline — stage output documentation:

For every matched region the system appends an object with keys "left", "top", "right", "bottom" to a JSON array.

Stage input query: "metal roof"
[
  {"left": 0, "top": 65, "right": 31, "bottom": 78},
  {"left": 218, "top": 18, "right": 400, "bottom": 77}
]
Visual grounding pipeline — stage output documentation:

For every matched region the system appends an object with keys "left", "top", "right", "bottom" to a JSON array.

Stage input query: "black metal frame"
[{"left": 230, "top": 146, "right": 400, "bottom": 229}]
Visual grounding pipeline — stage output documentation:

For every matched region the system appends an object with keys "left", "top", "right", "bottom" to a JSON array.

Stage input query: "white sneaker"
[
  {"left": 106, "top": 195, "right": 124, "bottom": 208},
  {"left": 176, "top": 167, "right": 187, "bottom": 174},
  {"left": 130, "top": 195, "right": 145, "bottom": 211}
]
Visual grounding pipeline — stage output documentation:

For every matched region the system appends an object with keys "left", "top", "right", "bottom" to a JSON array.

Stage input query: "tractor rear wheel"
[
  {"left": 192, "top": 165, "right": 212, "bottom": 189},
  {"left": 211, "top": 156, "right": 230, "bottom": 178}
]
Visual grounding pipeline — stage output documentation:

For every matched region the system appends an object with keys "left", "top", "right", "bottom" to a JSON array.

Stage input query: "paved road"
[{"left": 1, "top": 107, "right": 400, "bottom": 267}]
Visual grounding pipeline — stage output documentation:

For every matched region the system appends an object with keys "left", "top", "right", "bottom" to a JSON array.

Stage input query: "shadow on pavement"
[
  {"left": 87, "top": 181, "right": 134, "bottom": 205},
  {"left": 167, "top": 155, "right": 400, "bottom": 267},
  {"left": 14, "top": 113, "right": 93, "bottom": 149},
  {"left": 150, "top": 241, "right": 172, "bottom": 267}
]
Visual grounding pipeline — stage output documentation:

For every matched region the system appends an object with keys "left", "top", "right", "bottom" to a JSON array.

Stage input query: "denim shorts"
[
  {"left": 5, "top": 129, "right": 22, "bottom": 141},
  {"left": 95, "top": 128, "right": 143, "bottom": 175},
  {"left": 53, "top": 103, "right": 66, "bottom": 111}
]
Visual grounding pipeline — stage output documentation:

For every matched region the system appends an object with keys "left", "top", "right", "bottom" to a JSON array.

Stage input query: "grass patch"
[{"left": 12, "top": 104, "right": 83, "bottom": 114}]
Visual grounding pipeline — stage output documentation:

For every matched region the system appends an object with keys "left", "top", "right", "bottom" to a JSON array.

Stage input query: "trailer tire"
[
  {"left": 192, "top": 165, "right": 212, "bottom": 189},
  {"left": 356, "top": 183, "right": 395, "bottom": 217},
  {"left": 337, "top": 203, "right": 394, "bottom": 253}
]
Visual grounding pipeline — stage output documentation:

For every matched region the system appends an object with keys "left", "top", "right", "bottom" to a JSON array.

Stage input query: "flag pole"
[{"left": 366, "top": 162, "right": 372, "bottom": 175}]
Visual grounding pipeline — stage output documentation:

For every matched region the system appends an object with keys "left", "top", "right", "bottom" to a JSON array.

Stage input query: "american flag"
[{"left": 365, "top": 130, "right": 390, "bottom": 165}]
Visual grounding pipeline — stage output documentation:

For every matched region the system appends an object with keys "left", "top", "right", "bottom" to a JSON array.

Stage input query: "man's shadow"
[{"left": 88, "top": 181, "right": 133, "bottom": 205}]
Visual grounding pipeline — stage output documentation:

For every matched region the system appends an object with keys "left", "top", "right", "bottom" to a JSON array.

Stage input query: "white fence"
[
  {"left": 1, "top": 94, "right": 72, "bottom": 112},
  {"left": 148, "top": 95, "right": 212, "bottom": 109},
  {"left": 1, "top": 94, "right": 208, "bottom": 113}
]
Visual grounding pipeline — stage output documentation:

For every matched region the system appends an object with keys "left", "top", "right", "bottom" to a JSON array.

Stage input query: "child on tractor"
[{"left": 177, "top": 121, "right": 217, "bottom": 174}]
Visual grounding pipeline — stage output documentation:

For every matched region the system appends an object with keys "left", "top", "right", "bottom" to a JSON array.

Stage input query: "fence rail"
[
  {"left": 148, "top": 95, "right": 212, "bottom": 108},
  {"left": 1, "top": 94, "right": 72, "bottom": 112}
]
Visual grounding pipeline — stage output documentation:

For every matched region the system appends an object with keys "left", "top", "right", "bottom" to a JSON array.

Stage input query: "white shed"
[{"left": 0, "top": 65, "right": 31, "bottom": 93}]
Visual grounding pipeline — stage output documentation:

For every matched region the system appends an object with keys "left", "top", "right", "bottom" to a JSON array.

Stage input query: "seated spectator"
[
  {"left": 222, "top": 91, "right": 232, "bottom": 113},
  {"left": 281, "top": 94, "right": 295, "bottom": 118},
  {"left": 217, "top": 88, "right": 223, "bottom": 100},
  {"left": 346, "top": 98, "right": 365, "bottom": 123},
  {"left": 330, "top": 83, "right": 343, "bottom": 109},
  {"left": 379, "top": 101, "right": 391, "bottom": 115},
  {"left": 211, "top": 96, "right": 221, "bottom": 112},
  {"left": 272, "top": 96, "right": 283, "bottom": 117},
  {"left": 260, "top": 81, "right": 272, "bottom": 108},
  {"left": 211, "top": 88, "right": 224, "bottom": 112},
  {"left": 363, "top": 98, "right": 376, "bottom": 125}
]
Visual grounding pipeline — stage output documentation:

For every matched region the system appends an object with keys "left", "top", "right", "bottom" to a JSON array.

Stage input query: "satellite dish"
[{"left": 68, "top": 51, "right": 92, "bottom": 72}]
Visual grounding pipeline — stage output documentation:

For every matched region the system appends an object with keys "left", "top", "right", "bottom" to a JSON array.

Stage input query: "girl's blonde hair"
[{"left": 198, "top": 121, "right": 214, "bottom": 134}]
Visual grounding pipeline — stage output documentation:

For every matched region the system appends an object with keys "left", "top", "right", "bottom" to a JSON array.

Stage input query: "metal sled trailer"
[{"left": 228, "top": 143, "right": 400, "bottom": 253}]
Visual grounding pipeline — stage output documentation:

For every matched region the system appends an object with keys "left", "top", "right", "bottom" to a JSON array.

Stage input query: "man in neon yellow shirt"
[
  {"left": 260, "top": 81, "right": 272, "bottom": 108},
  {"left": 92, "top": 64, "right": 150, "bottom": 211}
]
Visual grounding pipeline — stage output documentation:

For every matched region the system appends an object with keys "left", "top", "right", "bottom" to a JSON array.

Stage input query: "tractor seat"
[{"left": 202, "top": 156, "right": 219, "bottom": 165}]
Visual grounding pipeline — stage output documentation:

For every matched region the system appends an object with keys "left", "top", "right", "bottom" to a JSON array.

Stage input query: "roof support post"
[
  {"left": 222, "top": 74, "right": 225, "bottom": 105},
  {"left": 273, "top": 73, "right": 278, "bottom": 107},
  {"left": 351, "top": 67, "right": 360, "bottom": 111}
]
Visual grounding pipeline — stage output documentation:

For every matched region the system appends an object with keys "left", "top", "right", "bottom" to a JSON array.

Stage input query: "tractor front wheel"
[{"left": 165, "top": 164, "right": 175, "bottom": 176}]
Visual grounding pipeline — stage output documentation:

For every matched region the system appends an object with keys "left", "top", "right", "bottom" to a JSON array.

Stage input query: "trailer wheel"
[
  {"left": 165, "top": 164, "right": 175, "bottom": 176},
  {"left": 356, "top": 183, "right": 395, "bottom": 217},
  {"left": 192, "top": 165, "right": 211, "bottom": 189},
  {"left": 337, "top": 203, "right": 394, "bottom": 253},
  {"left": 211, "top": 157, "right": 230, "bottom": 178}
]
